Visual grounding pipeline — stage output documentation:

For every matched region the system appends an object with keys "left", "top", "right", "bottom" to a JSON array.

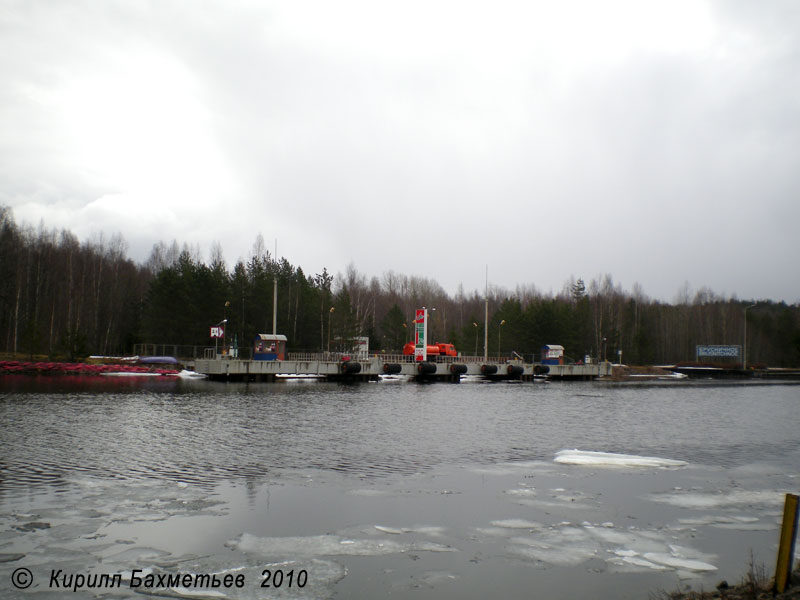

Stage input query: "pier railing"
[
  {"left": 286, "top": 352, "right": 523, "bottom": 365},
  {"left": 134, "top": 344, "right": 528, "bottom": 366}
]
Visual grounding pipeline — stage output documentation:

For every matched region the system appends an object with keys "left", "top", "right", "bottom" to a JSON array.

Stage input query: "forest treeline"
[{"left": 2, "top": 206, "right": 799, "bottom": 366}]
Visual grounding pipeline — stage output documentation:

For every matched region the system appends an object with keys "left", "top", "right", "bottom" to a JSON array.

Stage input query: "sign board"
[
  {"left": 696, "top": 345, "right": 740, "bottom": 359},
  {"left": 210, "top": 326, "right": 224, "bottom": 338},
  {"left": 414, "top": 309, "right": 427, "bottom": 362},
  {"left": 542, "top": 345, "right": 564, "bottom": 359},
  {"left": 355, "top": 336, "right": 369, "bottom": 355}
]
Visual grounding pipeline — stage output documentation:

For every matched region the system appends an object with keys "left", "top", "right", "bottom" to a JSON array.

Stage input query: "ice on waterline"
[{"left": 554, "top": 449, "right": 687, "bottom": 468}]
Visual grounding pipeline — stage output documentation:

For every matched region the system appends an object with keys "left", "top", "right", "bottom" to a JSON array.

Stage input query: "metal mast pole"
[
  {"left": 272, "top": 240, "right": 278, "bottom": 336},
  {"left": 483, "top": 265, "right": 488, "bottom": 362}
]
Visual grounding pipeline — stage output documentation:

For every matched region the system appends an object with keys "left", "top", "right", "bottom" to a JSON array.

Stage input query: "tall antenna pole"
[
  {"left": 272, "top": 239, "right": 278, "bottom": 335},
  {"left": 484, "top": 265, "right": 489, "bottom": 361}
]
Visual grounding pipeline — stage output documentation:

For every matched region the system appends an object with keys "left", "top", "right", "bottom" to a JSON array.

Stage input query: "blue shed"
[
  {"left": 254, "top": 334, "right": 287, "bottom": 361},
  {"left": 541, "top": 344, "right": 564, "bottom": 365}
]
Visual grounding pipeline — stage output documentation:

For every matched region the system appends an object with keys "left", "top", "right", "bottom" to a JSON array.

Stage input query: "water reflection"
[{"left": 2, "top": 379, "right": 800, "bottom": 495}]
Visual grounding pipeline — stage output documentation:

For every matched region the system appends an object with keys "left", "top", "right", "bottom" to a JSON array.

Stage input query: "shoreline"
[{"left": 653, "top": 566, "right": 800, "bottom": 599}]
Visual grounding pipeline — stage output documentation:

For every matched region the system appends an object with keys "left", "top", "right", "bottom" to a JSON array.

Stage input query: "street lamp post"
[
  {"left": 473, "top": 322, "right": 478, "bottom": 356},
  {"left": 223, "top": 301, "right": 230, "bottom": 356},
  {"left": 498, "top": 320, "right": 506, "bottom": 360},
  {"left": 214, "top": 319, "right": 227, "bottom": 358},
  {"left": 743, "top": 303, "right": 756, "bottom": 370},
  {"left": 603, "top": 337, "right": 607, "bottom": 363},
  {"left": 327, "top": 307, "right": 335, "bottom": 354}
]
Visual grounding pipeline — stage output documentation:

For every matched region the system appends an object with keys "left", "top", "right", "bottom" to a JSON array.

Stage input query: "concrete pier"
[{"left": 192, "top": 353, "right": 611, "bottom": 382}]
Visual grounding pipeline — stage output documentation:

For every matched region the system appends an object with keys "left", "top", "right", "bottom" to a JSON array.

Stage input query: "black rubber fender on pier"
[
  {"left": 480, "top": 364, "right": 498, "bottom": 375},
  {"left": 340, "top": 361, "right": 362, "bottom": 374},
  {"left": 383, "top": 363, "right": 402, "bottom": 375},
  {"left": 416, "top": 362, "right": 437, "bottom": 375},
  {"left": 533, "top": 364, "right": 550, "bottom": 375},
  {"left": 449, "top": 363, "right": 468, "bottom": 375},
  {"left": 506, "top": 365, "right": 524, "bottom": 377}
]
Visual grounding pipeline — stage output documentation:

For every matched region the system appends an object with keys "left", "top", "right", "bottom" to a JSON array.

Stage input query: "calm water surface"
[{"left": 1, "top": 375, "right": 799, "bottom": 599}]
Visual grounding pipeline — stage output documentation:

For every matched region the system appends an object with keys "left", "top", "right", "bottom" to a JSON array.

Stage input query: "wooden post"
[{"left": 774, "top": 493, "right": 799, "bottom": 594}]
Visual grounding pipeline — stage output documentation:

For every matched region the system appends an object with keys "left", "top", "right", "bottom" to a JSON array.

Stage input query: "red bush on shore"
[{"left": 0, "top": 360, "right": 178, "bottom": 376}]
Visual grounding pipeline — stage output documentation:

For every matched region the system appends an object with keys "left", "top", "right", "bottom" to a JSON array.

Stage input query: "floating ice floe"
[
  {"left": 503, "top": 487, "right": 537, "bottom": 498},
  {"left": 608, "top": 544, "right": 718, "bottom": 574},
  {"left": 372, "top": 525, "right": 445, "bottom": 537},
  {"left": 646, "top": 489, "right": 785, "bottom": 509},
  {"left": 374, "top": 525, "right": 404, "bottom": 535},
  {"left": 642, "top": 552, "right": 717, "bottom": 572},
  {"left": 347, "top": 488, "right": 393, "bottom": 497},
  {"left": 501, "top": 485, "right": 597, "bottom": 510},
  {"left": 554, "top": 449, "right": 688, "bottom": 468},
  {"left": 227, "top": 532, "right": 456, "bottom": 558},
  {"left": 489, "top": 519, "right": 718, "bottom": 575},
  {"left": 676, "top": 514, "right": 771, "bottom": 531},
  {"left": 378, "top": 374, "right": 411, "bottom": 382},
  {"left": 508, "top": 532, "right": 598, "bottom": 567},
  {"left": 177, "top": 370, "right": 207, "bottom": 379},
  {"left": 116, "top": 559, "right": 345, "bottom": 599},
  {"left": 621, "top": 555, "right": 669, "bottom": 570},
  {"left": 489, "top": 519, "right": 543, "bottom": 530}
]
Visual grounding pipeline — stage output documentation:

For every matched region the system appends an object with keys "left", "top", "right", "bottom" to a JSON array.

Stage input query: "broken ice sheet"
[
  {"left": 676, "top": 514, "right": 772, "bottom": 531},
  {"left": 503, "top": 485, "right": 597, "bottom": 510},
  {"left": 499, "top": 519, "right": 717, "bottom": 575},
  {"left": 227, "top": 532, "right": 457, "bottom": 558},
  {"left": 508, "top": 533, "right": 598, "bottom": 567}
]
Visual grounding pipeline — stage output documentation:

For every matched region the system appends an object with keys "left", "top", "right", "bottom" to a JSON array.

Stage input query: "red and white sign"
[{"left": 210, "top": 326, "right": 224, "bottom": 338}]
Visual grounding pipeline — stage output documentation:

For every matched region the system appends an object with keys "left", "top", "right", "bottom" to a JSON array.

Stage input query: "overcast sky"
[{"left": 2, "top": 0, "right": 798, "bottom": 303}]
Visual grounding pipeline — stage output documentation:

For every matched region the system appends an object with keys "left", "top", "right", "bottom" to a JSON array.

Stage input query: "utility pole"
[{"left": 743, "top": 303, "right": 756, "bottom": 370}]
